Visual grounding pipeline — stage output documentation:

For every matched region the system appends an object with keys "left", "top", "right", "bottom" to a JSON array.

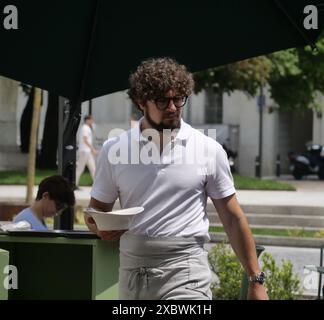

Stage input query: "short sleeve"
[
  {"left": 205, "top": 143, "right": 236, "bottom": 199},
  {"left": 81, "top": 125, "right": 91, "bottom": 139},
  {"left": 90, "top": 140, "right": 119, "bottom": 203}
]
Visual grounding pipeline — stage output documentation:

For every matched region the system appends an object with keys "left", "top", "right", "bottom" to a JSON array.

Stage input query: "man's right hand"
[
  {"left": 97, "top": 230, "right": 127, "bottom": 241},
  {"left": 86, "top": 216, "right": 126, "bottom": 241}
]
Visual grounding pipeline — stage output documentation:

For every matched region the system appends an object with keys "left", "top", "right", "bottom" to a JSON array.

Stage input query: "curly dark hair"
[{"left": 128, "top": 57, "right": 194, "bottom": 109}]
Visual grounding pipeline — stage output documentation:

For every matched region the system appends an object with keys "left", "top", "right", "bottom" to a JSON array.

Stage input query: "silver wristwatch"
[{"left": 248, "top": 271, "right": 266, "bottom": 284}]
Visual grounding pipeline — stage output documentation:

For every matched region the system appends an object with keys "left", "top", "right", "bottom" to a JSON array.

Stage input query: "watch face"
[
  {"left": 249, "top": 272, "right": 266, "bottom": 284},
  {"left": 258, "top": 272, "right": 266, "bottom": 283}
]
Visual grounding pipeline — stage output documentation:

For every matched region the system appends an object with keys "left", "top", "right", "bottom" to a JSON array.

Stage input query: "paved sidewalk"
[
  {"left": 1, "top": 179, "right": 323, "bottom": 208},
  {"left": 237, "top": 179, "right": 324, "bottom": 208}
]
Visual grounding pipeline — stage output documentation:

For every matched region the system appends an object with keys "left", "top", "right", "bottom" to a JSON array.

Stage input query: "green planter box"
[
  {"left": 0, "top": 248, "right": 9, "bottom": 300},
  {"left": 0, "top": 231, "right": 119, "bottom": 300}
]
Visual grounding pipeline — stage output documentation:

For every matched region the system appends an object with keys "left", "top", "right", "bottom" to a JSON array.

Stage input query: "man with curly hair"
[{"left": 85, "top": 57, "right": 268, "bottom": 300}]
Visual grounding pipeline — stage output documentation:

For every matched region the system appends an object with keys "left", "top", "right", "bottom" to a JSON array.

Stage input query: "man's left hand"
[{"left": 247, "top": 283, "right": 269, "bottom": 300}]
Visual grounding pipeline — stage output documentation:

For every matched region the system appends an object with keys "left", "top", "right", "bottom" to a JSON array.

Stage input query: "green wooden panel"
[
  {"left": 0, "top": 249, "right": 9, "bottom": 300},
  {"left": 0, "top": 234, "right": 120, "bottom": 300},
  {"left": 0, "top": 234, "right": 97, "bottom": 245},
  {"left": 93, "top": 240, "right": 119, "bottom": 300},
  {"left": 0, "top": 242, "right": 93, "bottom": 299}
]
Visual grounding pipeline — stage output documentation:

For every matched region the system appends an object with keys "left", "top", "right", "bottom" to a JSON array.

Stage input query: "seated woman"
[{"left": 13, "top": 175, "right": 75, "bottom": 230}]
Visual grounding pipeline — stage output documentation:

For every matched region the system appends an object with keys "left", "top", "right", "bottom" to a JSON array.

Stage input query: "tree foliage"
[
  {"left": 194, "top": 56, "right": 271, "bottom": 96},
  {"left": 269, "top": 36, "right": 324, "bottom": 111},
  {"left": 194, "top": 34, "right": 324, "bottom": 112}
]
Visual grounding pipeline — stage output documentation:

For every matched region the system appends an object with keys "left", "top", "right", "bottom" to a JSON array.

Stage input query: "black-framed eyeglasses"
[
  {"left": 55, "top": 201, "right": 68, "bottom": 214},
  {"left": 152, "top": 96, "right": 188, "bottom": 110}
]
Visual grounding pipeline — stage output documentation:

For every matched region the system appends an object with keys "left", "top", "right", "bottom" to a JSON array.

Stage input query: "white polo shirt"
[{"left": 91, "top": 119, "right": 236, "bottom": 240}]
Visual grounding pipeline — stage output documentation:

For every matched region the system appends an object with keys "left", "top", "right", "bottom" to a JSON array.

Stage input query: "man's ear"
[
  {"left": 137, "top": 100, "right": 146, "bottom": 112},
  {"left": 42, "top": 192, "right": 50, "bottom": 200}
]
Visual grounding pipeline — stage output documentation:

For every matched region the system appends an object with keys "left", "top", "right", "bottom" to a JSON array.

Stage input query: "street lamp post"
[
  {"left": 89, "top": 99, "right": 92, "bottom": 115},
  {"left": 54, "top": 97, "right": 81, "bottom": 230},
  {"left": 256, "top": 84, "right": 265, "bottom": 178}
]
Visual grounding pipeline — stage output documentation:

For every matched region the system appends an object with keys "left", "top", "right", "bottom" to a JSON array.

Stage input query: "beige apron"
[{"left": 118, "top": 232, "right": 212, "bottom": 300}]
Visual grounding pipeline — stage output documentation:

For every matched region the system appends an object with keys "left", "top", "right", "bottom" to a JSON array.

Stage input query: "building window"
[{"left": 205, "top": 88, "right": 223, "bottom": 124}]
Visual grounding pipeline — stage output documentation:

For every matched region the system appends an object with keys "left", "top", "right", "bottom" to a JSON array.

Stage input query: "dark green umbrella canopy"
[
  {"left": 0, "top": 0, "right": 323, "bottom": 102},
  {"left": 1, "top": 0, "right": 323, "bottom": 230}
]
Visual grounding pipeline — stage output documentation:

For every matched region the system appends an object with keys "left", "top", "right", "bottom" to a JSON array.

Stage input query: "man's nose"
[{"left": 166, "top": 99, "right": 177, "bottom": 112}]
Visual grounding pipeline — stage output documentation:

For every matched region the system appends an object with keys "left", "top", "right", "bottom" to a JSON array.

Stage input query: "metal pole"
[
  {"left": 56, "top": 97, "right": 65, "bottom": 176},
  {"left": 318, "top": 245, "right": 324, "bottom": 299},
  {"left": 276, "top": 154, "right": 281, "bottom": 177},
  {"left": 54, "top": 0, "right": 99, "bottom": 230},
  {"left": 257, "top": 85, "right": 264, "bottom": 178},
  {"left": 54, "top": 97, "right": 81, "bottom": 230},
  {"left": 54, "top": 97, "right": 66, "bottom": 230},
  {"left": 89, "top": 99, "right": 92, "bottom": 115},
  {"left": 255, "top": 155, "right": 260, "bottom": 178}
]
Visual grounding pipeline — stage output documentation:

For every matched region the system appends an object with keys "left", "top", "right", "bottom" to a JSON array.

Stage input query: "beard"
[{"left": 145, "top": 109, "right": 181, "bottom": 132}]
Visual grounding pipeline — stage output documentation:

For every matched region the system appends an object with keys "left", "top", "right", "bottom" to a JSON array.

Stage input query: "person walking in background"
[{"left": 76, "top": 115, "right": 97, "bottom": 188}]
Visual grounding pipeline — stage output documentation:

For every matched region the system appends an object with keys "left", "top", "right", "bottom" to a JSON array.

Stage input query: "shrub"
[
  {"left": 314, "top": 230, "right": 324, "bottom": 238},
  {"left": 208, "top": 243, "right": 244, "bottom": 300},
  {"left": 261, "top": 252, "right": 301, "bottom": 300},
  {"left": 208, "top": 243, "right": 301, "bottom": 300},
  {"left": 287, "top": 228, "right": 307, "bottom": 237}
]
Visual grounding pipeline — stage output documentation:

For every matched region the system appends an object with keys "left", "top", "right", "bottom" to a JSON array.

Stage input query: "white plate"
[{"left": 85, "top": 207, "right": 144, "bottom": 231}]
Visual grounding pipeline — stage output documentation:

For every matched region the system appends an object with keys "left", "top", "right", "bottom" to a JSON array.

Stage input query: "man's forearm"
[
  {"left": 212, "top": 195, "right": 261, "bottom": 277},
  {"left": 224, "top": 214, "right": 261, "bottom": 276},
  {"left": 225, "top": 216, "right": 270, "bottom": 300}
]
